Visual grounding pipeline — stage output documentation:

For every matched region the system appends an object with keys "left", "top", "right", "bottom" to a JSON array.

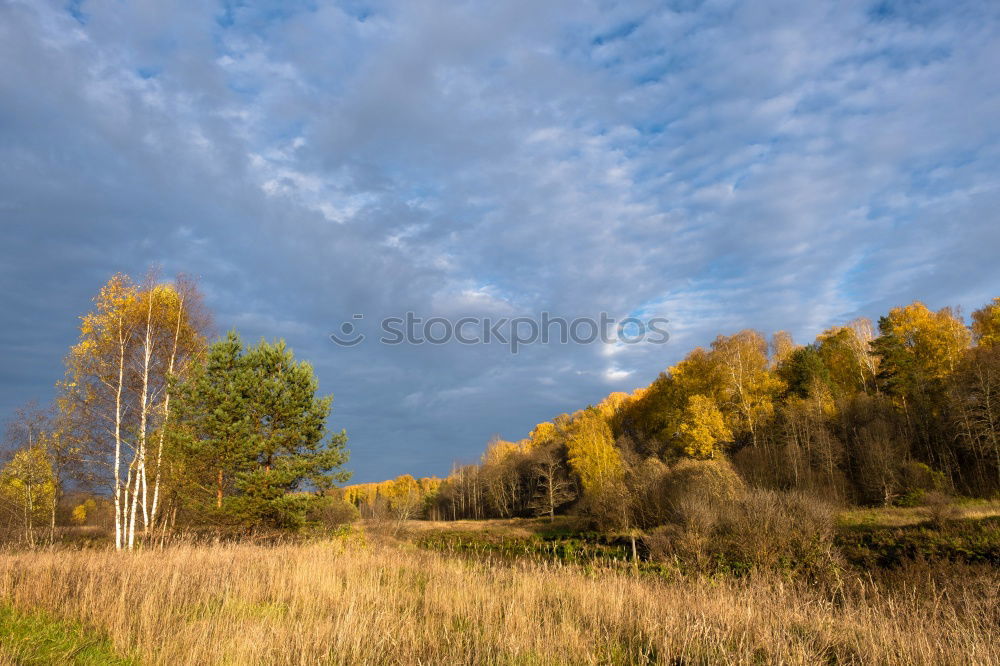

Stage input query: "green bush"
[
  {"left": 307, "top": 495, "right": 360, "bottom": 530},
  {"left": 894, "top": 462, "right": 945, "bottom": 507}
]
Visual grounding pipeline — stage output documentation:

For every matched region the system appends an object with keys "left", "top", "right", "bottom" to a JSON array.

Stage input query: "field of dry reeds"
[{"left": 0, "top": 534, "right": 998, "bottom": 665}]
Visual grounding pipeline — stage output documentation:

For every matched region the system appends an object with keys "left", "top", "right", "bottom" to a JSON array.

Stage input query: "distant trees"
[
  {"left": 711, "top": 331, "right": 782, "bottom": 448},
  {"left": 0, "top": 402, "right": 89, "bottom": 543},
  {"left": 481, "top": 437, "right": 527, "bottom": 518},
  {"left": 971, "top": 298, "right": 1000, "bottom": 347},
  {"left": 6, "top": 271, "right": 999, "bottom": 540},
  {"left": 0, "top": 444, "right": 55, "bottom": 546},
  {"left": 871, "top": 303, "right": 971, "bottom": 478},
  {"left": 949, "top": 344, "right": 1000, "bottom": 493},
  {"left": 344, "top": 475, "right": 441, "bottom": 527},
  {"left": 378, "top": 296, "right": 1000, "bottom": 527}
]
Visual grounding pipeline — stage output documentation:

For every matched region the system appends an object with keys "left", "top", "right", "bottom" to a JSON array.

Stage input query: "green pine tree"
[{"left": 171, "top": 332, "right": 350, "bottom": 528}]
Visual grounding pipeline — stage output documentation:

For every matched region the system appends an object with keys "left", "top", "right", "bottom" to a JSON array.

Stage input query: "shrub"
[
  {"left": 657, "top": 458, "right": 745, "bottom": 523},
  {"left": 921, "top": 491, "right": 960, "bottom": 529},
  {"left": 895, "top": 462, "right": 946, "bottom": 507},
  {"left": 646, "top": 470, "right": 840, "bottom": 578},
  {"left": 644, "top": 458, "right": 745, "bottom": 566},
  {"left": 306, "top": 496, "right": 360, "bottom": 530},
  {"left": 715, "top": 489, "right": 838, "bottom": 575}
]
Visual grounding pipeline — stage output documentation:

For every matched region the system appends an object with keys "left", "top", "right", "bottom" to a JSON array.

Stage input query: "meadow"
[{"left": 1, "top": 519, "right": 998, "bottom": 666}]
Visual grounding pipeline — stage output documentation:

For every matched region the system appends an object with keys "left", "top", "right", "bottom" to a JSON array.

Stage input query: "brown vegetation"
[{"left": 0, "top": 538, "right": 997, "bottom": 665}]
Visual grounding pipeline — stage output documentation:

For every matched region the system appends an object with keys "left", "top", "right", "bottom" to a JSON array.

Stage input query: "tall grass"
[{"left": 0, "top": 538, "right": 997, "bottom": 664}]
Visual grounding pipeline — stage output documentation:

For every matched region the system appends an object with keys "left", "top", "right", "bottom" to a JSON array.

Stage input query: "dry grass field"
[{"left": 1, "top": 535, "right": 998, "bottom": 665}]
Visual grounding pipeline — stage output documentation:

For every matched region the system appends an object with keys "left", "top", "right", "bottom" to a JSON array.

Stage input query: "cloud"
[{"left": 1, "top": 0, "right": 998, "bottom": 480}]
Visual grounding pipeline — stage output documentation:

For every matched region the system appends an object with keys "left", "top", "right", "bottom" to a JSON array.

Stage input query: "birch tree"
[
  {"left": 949, "top": 344, "right": 1000, "bottom": 493},
  {"left": 60, "top": 272, "right": 208, "bottom": 550},
  {"left": 711, "top": 330, "right": 783, "bottom": 447},
  {"left": 3, "top": 402, "right": 77, "bottom": 540},
  {"left": 528, "top": 446, "right": 576, "bottom": 521},
  {"left": 0, "top": 445, "right": 56, "bottom": 546}
]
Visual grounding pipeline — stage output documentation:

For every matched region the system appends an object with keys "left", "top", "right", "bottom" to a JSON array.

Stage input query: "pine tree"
[{"left": 171, "top": 332, "right": 350, "bottom": 528}]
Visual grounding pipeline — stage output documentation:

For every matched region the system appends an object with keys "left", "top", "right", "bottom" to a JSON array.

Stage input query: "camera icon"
[{"left": 329, "top": 314, "right": 366, "bottom": 347}]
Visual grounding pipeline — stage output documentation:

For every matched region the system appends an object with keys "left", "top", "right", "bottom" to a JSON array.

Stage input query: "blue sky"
[{"left": 1, "top": 0, "right": 998, "bottom": 482}]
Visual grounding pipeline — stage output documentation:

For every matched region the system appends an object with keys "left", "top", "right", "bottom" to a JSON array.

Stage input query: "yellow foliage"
[
  {"left": 972, "top": 297, "right": 1000, "bottom": 347},
  {"left": 482, "top": 438, "right": 521, "bottom": 466},
  {"left": 881, "top": 302, "right": 971, "bottom": 380},
  {"left": 343, "top": 474, "right": 440, "bottom": 511},
  {"left": 528, "top": 421, "right": 559, "bottom": 449},
  {"left": 71, "top": 504, "right": 88, "bottom": 525},
  {"left": 770, "top": 331, "right": 797, "bottom": 368},
  {"left": 668, "top": 347, "right": 725, "bottom": 403},
  {"left": 702, "top": 331, "right": 784, "bottom": 445},
  {"left": 564, "top": 408, "right": 624, "bottom": 494},
  {"left": 677, "top": 395, "right": 732, "bottom": 459},
  {"left": 0, "top": 446, "right": 56, "bottom": 527}
]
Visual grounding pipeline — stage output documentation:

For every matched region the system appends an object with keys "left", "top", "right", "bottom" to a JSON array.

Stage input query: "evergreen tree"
[{"left": 171, "top": 332, "right": 350, "bottom": 527}]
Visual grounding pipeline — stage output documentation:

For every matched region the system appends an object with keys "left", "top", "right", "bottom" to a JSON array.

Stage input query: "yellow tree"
[
  {"left": 527, "top": 421, "right": 560, "bottom": 450},
  {"left": 564, "top": 407, "right": 624, "bottom": 498},
  {"left": 596, "top": 391, "right": 632, "bottom": 436},
  {"left": 563, "top": 407, "right": 627, "bottom": 529},
  {"left": 60, "top": 272, "right": 208, "bottom": 550},
  {"left": 620, "top": 372, "right": 688, "bottom": 454},
  {"left": 61, "top": 273, "right": 138, "bottom": 550},
  {"left": 621, "top": 347, "right": 729, "bottom": 454},
  {"left": 669, "top": 347, "right": 726, "bottom": 404},
  {"left": 847, "top": 317, "right": 880, "bottom": 392},
  {"left": 710, "top": 330, "right": 784, "bottom": 447},
  {"left": 875, "top": 302, "right": 971, "bottom": 385},
  {"left": 872, "top": 302, "right": 971, "bottom": 475},
  {"left": 0, "top": 446, "right": 56, "bottom": 546},
  {"left": 3, "top": 402, "right": 85, "bottom": 540},
  {"left": 770, "top": 331, "right": 797, "bottom": 369},
  {"left": 481, "top": 436, "right": 525, "bottom": 517},
  {"left": 972, "top": 297, "right": 1000, "bottom": 347},
  {"left": 677, "top": 394, "right": 732, "bottom": 459},
  {"left": 816, "top": 321, "right": 879, "bottom": 396},
  {"left": 137, "top": 276, "right": 209, "bottom": 532}
]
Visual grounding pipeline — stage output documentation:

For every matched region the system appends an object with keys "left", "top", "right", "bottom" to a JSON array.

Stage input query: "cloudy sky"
[{"left": 2, "top": 0, "right": 998, "bottom": 482}]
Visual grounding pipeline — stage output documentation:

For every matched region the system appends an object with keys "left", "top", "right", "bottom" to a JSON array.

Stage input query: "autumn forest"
[{"left": 1, "top": 273, "right": 999, "bottom": 663}]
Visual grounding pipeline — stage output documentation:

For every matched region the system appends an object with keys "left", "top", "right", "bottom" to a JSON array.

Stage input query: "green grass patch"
[
  {"left": 836, "top": 516, "right": 1000, "bottom": 568},
  {"left": 0, "top": 605, "right": 134, "bottom": 665}
]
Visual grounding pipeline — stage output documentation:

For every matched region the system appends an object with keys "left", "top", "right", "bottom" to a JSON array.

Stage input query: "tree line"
[
  {"left": 0, "top": 272, "right": 350, "bottom": 548},
  {"left": 346, "top": 298, "right": 1000, "bottom": 529},
  {"left": 4, "top": 275, "right": 998, "bottom": 542}
]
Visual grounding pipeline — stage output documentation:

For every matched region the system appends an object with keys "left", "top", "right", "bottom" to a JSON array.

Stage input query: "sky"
[{"left": 1, "top": 0, "right": 999, "bottom": 482}]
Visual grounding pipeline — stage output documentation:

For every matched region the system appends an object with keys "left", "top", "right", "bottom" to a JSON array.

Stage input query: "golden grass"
[
  {"left": 837, "top": 498, "right": 1000, "bottom": 530},
  {"left": 393, "top": 516, "right": 581, "bottom": 538},
  {"left": 0, "top": 538, "right": 997, "bottom": 665}
]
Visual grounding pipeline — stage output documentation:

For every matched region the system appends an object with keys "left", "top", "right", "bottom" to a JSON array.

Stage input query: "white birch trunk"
[
  {"left": 113, "top": 318, "right": 126, "bottom": 551},
  {"left": 151, "top": 292, "right": 184, "bottom": 527},
  {"left": 136, "top": 292, "right": 154, "bottom": 536},
  {"left": 126, "top": 457, "right": 141, "bottom": 550}
]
